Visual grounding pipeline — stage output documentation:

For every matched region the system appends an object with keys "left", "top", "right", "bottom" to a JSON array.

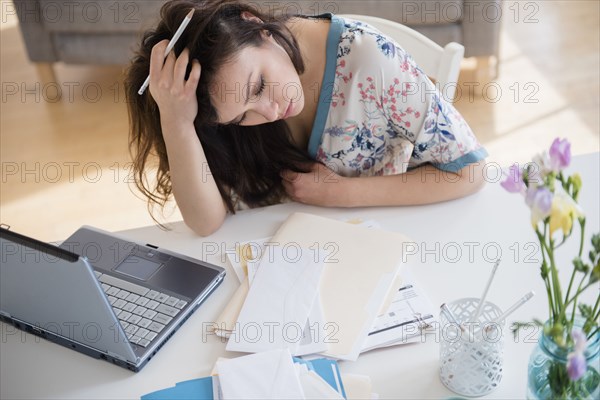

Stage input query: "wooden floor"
[{"left": 1, "top": 1, "right": 599, "bottom": 242}]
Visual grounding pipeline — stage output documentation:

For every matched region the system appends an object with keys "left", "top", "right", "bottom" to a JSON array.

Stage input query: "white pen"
[
  {"left": 471, "top": 258, "right": 501, "bottom": 322},
  {"left": 138, "top": 8, "right": 195, "bottom": 95},
  {"left": 441, "top": 303, "right": 475, "bottom": 342},
  {"left": 440, "top": 303, "right": 461, "bottom": 326},
  {"left": 487, "top": 290, "right": 535, "bottom": 328}
]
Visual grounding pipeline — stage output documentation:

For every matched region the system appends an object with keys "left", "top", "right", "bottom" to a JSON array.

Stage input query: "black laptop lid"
[
  {"left": 59, "top": 226, "right": 225, "bottom": 302},
  {"left": 0, "top": 228, "right": 137, "bottom": 363}
]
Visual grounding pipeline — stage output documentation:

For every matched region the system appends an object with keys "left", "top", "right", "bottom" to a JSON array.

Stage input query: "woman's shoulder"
[{"left": 335, "top": 15, "right": 411, "bottom": 64}]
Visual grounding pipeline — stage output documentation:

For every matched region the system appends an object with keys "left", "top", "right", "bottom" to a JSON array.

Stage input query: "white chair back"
[{"left": 339, "top": 14, "right": 464, "bottom": 102}]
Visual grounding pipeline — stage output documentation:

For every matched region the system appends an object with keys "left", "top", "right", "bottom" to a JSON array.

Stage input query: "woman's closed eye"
[
  {"left": 255, "top": 74, "right": 266, "bottom": 97},
  {"left": 237, "top": 74, "right": 265, "bottom": 125}
]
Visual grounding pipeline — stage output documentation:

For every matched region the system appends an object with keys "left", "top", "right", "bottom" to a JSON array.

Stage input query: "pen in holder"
[{"left": 439, "top": 297, "right": 505, "bottom": 397}]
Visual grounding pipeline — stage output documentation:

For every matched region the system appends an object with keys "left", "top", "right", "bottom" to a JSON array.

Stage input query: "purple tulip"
[
  {"left": 571, "top": 329, "right": 588, "bottom": 353},
  {"left": 567, "top": 329, "right": 588, "bottom": 381},
  {"left": 500, "top": 164, "right": 525, "bottom": 193},
  {"left": 524, "top": 186, "right": 553, "bottom": 226},
  {"left": 525, "top": 186, "right": 553, "bottom": 213},
  {"left": 567, "top": 352, "right": 587, "bottom": 381},
  {"left": 549, "top": 138, "right": 571, "bottom": 171}
]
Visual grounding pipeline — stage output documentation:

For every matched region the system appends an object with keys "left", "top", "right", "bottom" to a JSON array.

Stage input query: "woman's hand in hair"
[
  {"left": 149, "top": 40, "right": 201, "bottom": 132},
  {"left": 281, "top": 163, "right": 350, "bottom": 207}
]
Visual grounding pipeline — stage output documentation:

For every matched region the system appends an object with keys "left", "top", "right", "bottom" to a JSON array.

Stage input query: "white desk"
[{"left": 1, "top": 153, "right": 598, "bottom": 399}]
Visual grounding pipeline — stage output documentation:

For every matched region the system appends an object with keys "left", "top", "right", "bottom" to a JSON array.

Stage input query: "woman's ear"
[{"left": 240, "top": 11, "right": 263, "bottom": 24}]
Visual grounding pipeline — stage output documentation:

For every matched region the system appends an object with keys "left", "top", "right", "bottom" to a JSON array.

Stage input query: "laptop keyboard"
[{"left": 94, "top": 271, "right": 187, "bottom": 348}]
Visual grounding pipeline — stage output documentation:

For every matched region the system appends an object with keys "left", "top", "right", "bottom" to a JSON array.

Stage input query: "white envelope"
[
  {"left": 246, "top": 258, "right": 260, "bottom": 286},
  {"left": 226, "top": 238, "right": 269, "bottom": 283},
  {"left": 295, "top": 292, "right": 329, "bottom": 356},
  {"left": 295, "top": 364, "right": 343, "bottom": 400},
  {"left": 216, "top": 349, "right": 305, "bottom": 399},
  {"left": 227, "top": 246, "right": 325, "bottom": 355}
]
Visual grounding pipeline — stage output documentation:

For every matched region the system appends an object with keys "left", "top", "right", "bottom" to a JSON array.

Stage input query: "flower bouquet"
[{"left": 501, "top": 138, "right": 599, "bottom": 399}]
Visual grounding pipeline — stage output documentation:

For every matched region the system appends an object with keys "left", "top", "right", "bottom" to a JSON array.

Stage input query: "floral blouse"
[{"left": 307, "top": 14, "right": 488, "bottom": 176}]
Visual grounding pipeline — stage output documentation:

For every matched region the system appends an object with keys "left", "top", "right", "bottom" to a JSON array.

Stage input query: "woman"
[{"left": 125, "top": 0, "right": 488, "bottom": 236}]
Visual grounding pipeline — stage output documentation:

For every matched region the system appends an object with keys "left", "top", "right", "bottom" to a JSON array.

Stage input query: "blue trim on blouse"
[
  {"left": 307, "top": 14, "right": 344, "bottom": 158},
  {"left": 431, "top": 148, "right": 489, "bottom": 172}
]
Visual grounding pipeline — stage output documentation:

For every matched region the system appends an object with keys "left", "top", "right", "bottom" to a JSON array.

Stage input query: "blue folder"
[
  {"left": 141, "top": 358, "right": 346, "bottom": 399},
  {"left": 141, "top": 376, "right": 213, "bottom": 400}
]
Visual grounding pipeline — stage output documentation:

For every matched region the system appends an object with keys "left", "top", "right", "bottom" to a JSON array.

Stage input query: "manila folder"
[{"left": 270, "top": 212, "right": 409, "bottom": 361}]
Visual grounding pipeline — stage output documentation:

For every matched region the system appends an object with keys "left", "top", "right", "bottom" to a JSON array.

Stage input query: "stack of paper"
[
  {"left": 215, "top": 213, "right": 436, "bottom": 359},
  {"left": 362, "top": 273, "right": 436, "bottom": 352},
  {"left": 225, "top": 245, "right": 328, "bottom": 356},
  {"left": 215, "top": 349, "right": 345, "bottom": 399},
  {"left": 141, "top": 349, "right": 378, "bottom": 399}
]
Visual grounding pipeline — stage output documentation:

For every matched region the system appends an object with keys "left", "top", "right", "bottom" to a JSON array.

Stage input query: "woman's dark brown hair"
[{"left": 124, "top": 0, "right": 314, "bottom": 223}]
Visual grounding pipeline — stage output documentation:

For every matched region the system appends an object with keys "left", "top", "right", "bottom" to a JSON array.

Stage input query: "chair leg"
[
  {"left": 35, "top": 63, "right": 62, "bottom": 101},
  {"left": 35, "top": 63, "right": 57, "bottom": 85}
]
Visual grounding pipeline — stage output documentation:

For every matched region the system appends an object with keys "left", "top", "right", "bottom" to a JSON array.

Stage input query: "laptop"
[{"left": 0, "top": 225, "right": 225, "bottom": 372}]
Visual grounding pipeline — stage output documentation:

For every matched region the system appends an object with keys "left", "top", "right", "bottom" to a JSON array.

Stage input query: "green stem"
[
  {"left": 589, "top": 326, "right": 600, "bottom": 341},
  {"left": 563, "top": 271, "right": 577, "bottom": 318},
  {"left": 563, "top": 279, "right": 595, "bottom": 310},
  {"left": 566, "top": 218, "right": 586, "bottom": 327},
  {"left": 570, "top": 297, "right": 578, "bottom": 331},
  {"left": 543, "top": 279, "right": 554, "bottom": 321},
  {"left": 544, "top": 222, "right": 563, "bottom": 321},
  {"left": 591, "top": 295, "right": 600, "bottom": 322},
  {"left": 548, "top": 238, "right": 565, "bottom": 322},
  {"left": 577, "top": 218, "right": 586, "bottom": 257},
  {"left": 536, "top": 228, "right": 556, "bottom": 320},
  {"left": 590, "top": 299, "right": 600, "bottom": 336}
]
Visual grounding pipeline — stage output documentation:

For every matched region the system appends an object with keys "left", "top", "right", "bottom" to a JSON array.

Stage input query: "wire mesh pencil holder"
[{"left": 439, "top": 297, "right": 505, "bottom": 397}]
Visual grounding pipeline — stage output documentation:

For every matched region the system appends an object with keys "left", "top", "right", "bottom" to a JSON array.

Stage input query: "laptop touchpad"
[{"left": 115, "top": 255, "right": 163, "bottom": 281}]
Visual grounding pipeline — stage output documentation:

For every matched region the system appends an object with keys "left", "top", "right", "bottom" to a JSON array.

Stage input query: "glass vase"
[{"left": 527, "top": 320, "right": 600, "bottom": 399}]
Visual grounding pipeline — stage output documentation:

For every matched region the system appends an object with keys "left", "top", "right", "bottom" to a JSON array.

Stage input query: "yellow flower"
[{"left": 549, "top": 186, "right": 584, "bottom": 236}]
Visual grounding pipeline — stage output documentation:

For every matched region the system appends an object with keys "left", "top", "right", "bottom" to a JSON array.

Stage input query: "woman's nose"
[{"left": 257, "top": 98, "right": 280, "bottom": 122}]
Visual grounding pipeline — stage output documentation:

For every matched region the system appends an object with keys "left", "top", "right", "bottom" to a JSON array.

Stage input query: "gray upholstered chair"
[{"left": 12, "top": 0, "right": 501, "bottom": 83}]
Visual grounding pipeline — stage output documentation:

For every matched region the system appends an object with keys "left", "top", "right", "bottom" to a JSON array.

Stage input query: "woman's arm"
[
  {"left": 150, "top": 41, "right": 226, "bottom": 236},
  {"left": 281, "top": 161, "right": 487, "bottom": 207},
  {"left": 160, "top": 120, "right": 227, "bottom": 236}
]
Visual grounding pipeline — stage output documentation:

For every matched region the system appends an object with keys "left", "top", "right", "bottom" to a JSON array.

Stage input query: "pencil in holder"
[{"left": 439, "top": 297, "right": 505, "bottom": 397}]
